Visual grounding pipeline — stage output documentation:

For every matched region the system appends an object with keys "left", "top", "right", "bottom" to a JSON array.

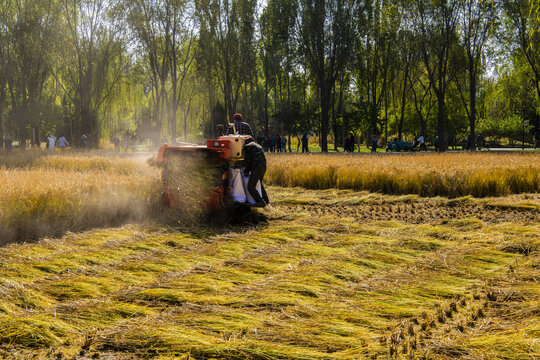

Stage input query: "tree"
[
  {"left": 456, "top": 0, "right": 496, "bottom": 150},
  {"left": 296, "top": 0, "right": 356, "bottom": 152},
  {"left": 55, "top": 0, "right": 126, "bottom": 144},
  {"left": 503, "top": 0, "right": 540, "bottom": 134},
  {"left": 166, "top": 0, "right": 195, "bottom": 144},
  {"left": 195, "top": 0, "right": 257, "bottom": 123},
  {"left": 3, "top": 0, "right": 59, "bottom": 146},
  {"left": 0, "top": 1, "right": 9, "bottom": 143},
  {"left": 260, "top": 0, "right": 297, "bottom": 138},
  {"left": 414, "top": 0, "right": 460, "bottom": 152}
]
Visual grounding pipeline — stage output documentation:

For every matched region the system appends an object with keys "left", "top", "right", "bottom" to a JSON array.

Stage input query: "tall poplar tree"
[
  {"left": 504, "top": 0, "right": 540, "bottom": 120},
  {"left": 56, "top": 0, "right": 126, "bottom": 143},
  {"left": 297, "top": 0, "right": 355, "bottom": 152},
  {"left": 414, "top": 0, "right": 460, "bottom": 152},
  {"left": 195, "top": 0, "right": 256, "bottom": 121},
  {"left": 260, "top": 0, "right": 297, "bottom": 138},
  {"left": 4, "top": 0, "right": 58, "bottom": 146},
  {"left": 456, "top": 0, "right": 496, "bottom": 150}
]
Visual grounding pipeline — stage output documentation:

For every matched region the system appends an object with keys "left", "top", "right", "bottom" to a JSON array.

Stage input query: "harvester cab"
[{"left": 155, "top": 134, "right": 265, "bottom": 214}]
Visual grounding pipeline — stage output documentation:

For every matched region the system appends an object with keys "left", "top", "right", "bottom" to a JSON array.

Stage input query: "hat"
[{"left": 232, "top": 113, "right": 242, "bottom": 121}]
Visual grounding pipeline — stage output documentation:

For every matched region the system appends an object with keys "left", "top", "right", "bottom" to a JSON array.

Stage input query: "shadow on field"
[
  {"left": 152, "top": 208, "right": 269, "bottom": 245},
  {"left": 157, "top": 205, "right": 269, "bottom": 229},
  {"left": 1, "top": 202, "right": 268, "bottom": 246}
]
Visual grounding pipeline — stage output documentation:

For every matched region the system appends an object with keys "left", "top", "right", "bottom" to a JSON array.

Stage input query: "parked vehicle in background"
[{"left": 386, "top": 138, "right": 413, "bottom": 152}]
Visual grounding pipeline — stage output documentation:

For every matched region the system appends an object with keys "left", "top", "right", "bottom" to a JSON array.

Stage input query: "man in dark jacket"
[{"left": 243, "top": 138, "right": 269, "bottom": 207}]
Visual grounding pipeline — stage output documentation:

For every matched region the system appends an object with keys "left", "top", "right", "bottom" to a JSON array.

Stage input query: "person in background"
[
  {"left": 534, "top": 133, "right": 539, "bottom": 149},
  {"left": 418, "top": 134, "right": 427, "bottom": 151},
  {"left": 56, "top": 135, "right": 69, "bottom": 151},
  {"left": 227, "top": 113, "right": 253, "bottom": 137},
  {"left": 81, "top": 134, "right": 88, "bottom": 148},
  {"left": 344, "top": 134, "right": 350, "bottom": 152},
  {"left": 243, "top": 138, "right": 269, "bottom": 207},
  {"left": 371, "top": 134, "right": 378, "bottom": 153},
  {"left": 47, "top": 134, "right": 56, "bottom": 152},
  {"left": 281, "top": 135, "right": 287, "bottom": 153},
  {"left": 111, "top": 134, "right": 120, "bottom": 152},
  {"left": 349, "top": 133, "right": 355, "bottom": 152},
  {"left": 4, "top": 134, "right": 12, "bottom": 152},
  {"left": 301, "top": 133, "right": 309, "bottom": 153},
  {"left": 412, "top": 136, "right": 420, "bottom": 150},
  {"left": 276, "top": 135, "right": 282, "bottom": 152}
]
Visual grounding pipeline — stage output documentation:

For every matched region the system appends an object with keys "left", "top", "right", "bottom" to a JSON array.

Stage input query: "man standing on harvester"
[
  {"left": 243, "top": 138, "right": 269, "bottom": 207},
  {"left": 227, "top": 113, "right": 253, "bottom": 137}
]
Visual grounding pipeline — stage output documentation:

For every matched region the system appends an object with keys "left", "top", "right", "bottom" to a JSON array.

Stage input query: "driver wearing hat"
[{"left": 227, "top": 113, "right": 253, "bottom": 137}]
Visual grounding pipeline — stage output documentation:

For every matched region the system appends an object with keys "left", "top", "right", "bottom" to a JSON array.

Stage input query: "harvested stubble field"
[{"left": 0, "top": 151, "right": 538, "bottom": 359}]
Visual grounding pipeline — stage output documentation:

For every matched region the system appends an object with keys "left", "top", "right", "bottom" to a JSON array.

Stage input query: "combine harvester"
[{"left": 155, "top": 134, "right": 266, "bottom": 222}]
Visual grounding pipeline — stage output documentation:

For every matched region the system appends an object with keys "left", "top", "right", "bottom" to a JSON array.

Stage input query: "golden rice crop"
[
  {"left": 1, "top": 151, "right": 538, "bottom": 244},
  {"left": 33, "top": 155, "right": 149, "bottom": 175},
  {"left": 0, "top": 155, "right": 161, "bottom": 244},
  {"left": 266, "top": 153, "right": 540, "bottom": 197}
]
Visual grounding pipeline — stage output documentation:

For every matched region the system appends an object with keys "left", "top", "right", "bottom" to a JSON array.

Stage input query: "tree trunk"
[
  {"left": 0, "top": 104, "right": 3, "bottom": 145},
  {"left": 384, "top": 84, "right": 388, "bottom": 147},
  {"left": 265, "top": 80, "right": 269, "bottom": 138},
  {"left": 19, "top": 99, "right": 27, "bottom": 149},
  {"left": 338, "top": 72, "right": 345, "bottom": 147},
  {"left": 171, "top": 107, "right": 177, "bottom": 145},
  {"left": 398, "top": 62, "right": 409, "bottom": 139},
  {"left": 288, "top": 133, "right": 292, "bottom": 152},
  {"left": 320, "top": 82, "right": 330, "bottom": 153},
  {"left": 331, "top": 82, "right": 338, "bottom": 151},
  {"left": 183, "top": 100, "right": 191, "bottom": 142},
  {"left": 209, "top": 81, "right": 215, "bottom": 138},
  {"left": 468, "top": 64, "right": 476, "bottom": 150},
  {"left": 437, "top": 93, "right": 447, "bottom": 152}
]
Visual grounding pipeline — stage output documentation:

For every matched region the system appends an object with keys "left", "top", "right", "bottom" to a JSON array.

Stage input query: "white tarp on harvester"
[
  {"left": 229, "top": 168, "right": 246, "bottom": 203},
  {"left": 228, "top": 167, "right": 262, "bottom": 204},
  {"left": 242, "top": 174, "right": 262, "bottom": 204}
]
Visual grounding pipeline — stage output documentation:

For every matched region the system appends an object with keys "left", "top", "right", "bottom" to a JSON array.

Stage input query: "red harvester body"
[{"left": 155, "top": 135, "right": 251, "bottom": 211}]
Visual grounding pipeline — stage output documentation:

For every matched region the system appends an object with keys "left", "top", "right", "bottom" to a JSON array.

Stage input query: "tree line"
[{"left": 0, "top": 0, "right": 539, "bottom": 152}]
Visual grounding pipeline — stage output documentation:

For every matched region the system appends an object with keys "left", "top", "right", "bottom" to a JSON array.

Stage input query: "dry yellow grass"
[
  {"left": 267, "top": 153, "right": 540, "bottom": 197},
  {"left": 0, "top": 151, "right": 538, "bottom": 358},
  {"left": 0, "top": 188, "right": 537, "bottom": 359},
  {"left": 1, "top": 151, "right": 539, "bottom": 244},
  {"left": 0, "top": 154, "right": 160, "bottom": 244}
]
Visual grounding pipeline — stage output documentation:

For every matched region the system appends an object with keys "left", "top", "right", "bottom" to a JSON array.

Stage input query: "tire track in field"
[{"left": 272, "top": 201, "right": 540, "bottom": 224}]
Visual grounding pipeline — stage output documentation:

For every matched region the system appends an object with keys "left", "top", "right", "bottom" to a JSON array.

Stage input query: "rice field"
[
  {"left": 0, "top": 152, "right": 161, "bottom": 244},
  {"left": 0, "top": 150, "right": 538, "bottom": 359},
  {"left": 0, "top": 188, "right": 537, "bottom": 359},
  {"left": 266, "top": 153, "right": 540, "bottom": 197}
]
